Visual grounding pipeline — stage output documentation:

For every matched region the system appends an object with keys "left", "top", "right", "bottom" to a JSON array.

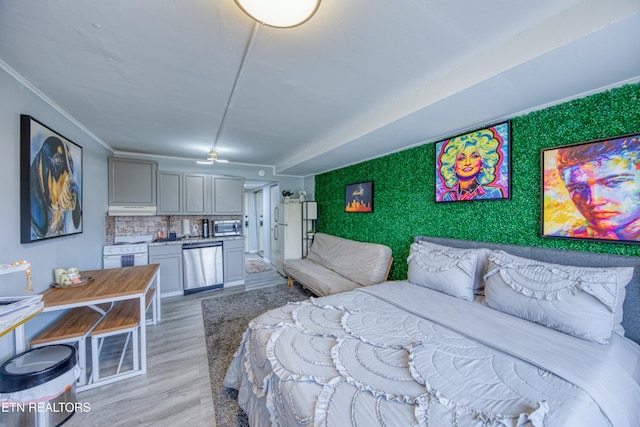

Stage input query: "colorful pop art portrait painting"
[
  {"left": 435, "top": 122, "right": 511, "bottom": 202},
  {"left": 542, "top": 133, "right": 640, "bottom": 243}
]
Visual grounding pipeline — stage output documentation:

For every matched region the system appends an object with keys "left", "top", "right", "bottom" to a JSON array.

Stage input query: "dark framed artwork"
[
  {"left": 541, "top": 133, "right": 640, "bottom": 243},
  {"left": 345, "top": 181, "right": 373, "bottom": 212},
  {"left": 20, "top": 115, "right": 83, "bottom": 243},
  {"left": 435, "top": 121, "right": 511, "bottom": 202}
]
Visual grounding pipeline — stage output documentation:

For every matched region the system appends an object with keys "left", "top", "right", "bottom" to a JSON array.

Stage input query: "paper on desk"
[
  {"left": 0, "top": 295, "right": 43, "bottom": 317},
  {"left": 0, "top": 301, "right": 44, "bottom": 332}
]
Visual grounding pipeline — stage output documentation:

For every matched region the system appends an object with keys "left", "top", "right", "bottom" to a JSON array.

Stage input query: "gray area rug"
[{"left": 201, "top": 285, "right": 313, "bottom": 426}]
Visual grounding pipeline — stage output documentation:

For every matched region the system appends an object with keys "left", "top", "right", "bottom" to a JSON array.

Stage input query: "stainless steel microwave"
[{"left": 213, "top": 220, "right": 242, "bottom": 236}]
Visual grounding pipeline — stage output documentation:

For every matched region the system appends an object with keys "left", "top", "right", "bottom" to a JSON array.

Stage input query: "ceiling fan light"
[
  {"left": 234, "top": 0, "right": 320, "bottom": 28},
  {"left": 197, "top": 148, "right": 228, "bottom": 164}
]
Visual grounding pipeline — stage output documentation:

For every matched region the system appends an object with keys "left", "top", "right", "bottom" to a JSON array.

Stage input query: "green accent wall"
[{"left": 315, "top": 83, "right": 640, "bottom": 280}]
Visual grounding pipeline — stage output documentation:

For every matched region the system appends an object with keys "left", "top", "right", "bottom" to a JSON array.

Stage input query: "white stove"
[{"left": 103, "top": 235, "right": 153, "bottom": 269}]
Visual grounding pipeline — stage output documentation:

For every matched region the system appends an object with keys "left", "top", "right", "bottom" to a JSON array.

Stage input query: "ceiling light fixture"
[
  {"left": 233, "top": 0, "right": 320, "bottom": 28},
  {"left": 197, "top": 149, "right": 229, "bottom": 165}
]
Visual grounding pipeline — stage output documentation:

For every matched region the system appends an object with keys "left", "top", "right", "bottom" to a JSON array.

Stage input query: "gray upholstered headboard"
[{"left": 416, "top": 236, "right": 640, "bottom": 346}]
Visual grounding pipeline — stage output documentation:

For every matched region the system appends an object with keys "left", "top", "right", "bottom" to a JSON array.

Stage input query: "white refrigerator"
[{"left": 272, "top": 202, "right": 302, "bottom": 275}]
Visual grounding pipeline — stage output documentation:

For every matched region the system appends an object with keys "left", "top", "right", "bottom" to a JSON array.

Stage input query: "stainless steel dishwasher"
[{"left": 182, "top": 241, "right": 224, "bottom": 294}]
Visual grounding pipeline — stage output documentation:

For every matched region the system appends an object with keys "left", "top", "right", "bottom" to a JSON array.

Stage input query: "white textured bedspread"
[{"left": 224, "top": 281, "right": 640, "bottom": 426}]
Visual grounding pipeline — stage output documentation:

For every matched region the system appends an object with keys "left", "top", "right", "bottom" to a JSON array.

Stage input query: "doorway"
[
  {"left": 269, "top": 184, "right": 281, "bottom": 271},
  {"left": 255, "top": 189, "right": 264, "bottom": 257}
]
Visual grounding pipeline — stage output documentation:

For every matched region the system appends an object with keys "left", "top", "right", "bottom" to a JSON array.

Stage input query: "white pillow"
[
  {"left": 407, "top": 242, "right": 478, "bottom": 301},
  {"left": 484, "top": 250, "right": 633, "bottom": 344},
  {"left": 611, "top": 267, "right": 633, "bottom": 336},
  {"left": 417, "top": 240, "right": 489, "bottom": 294}
]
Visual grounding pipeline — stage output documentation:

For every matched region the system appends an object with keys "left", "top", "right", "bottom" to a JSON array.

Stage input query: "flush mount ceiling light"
[
  {"left": 234, "top": 0, "right": 320, "bottom": 28},
  {"left": 197, "top": 149, "right": 229, "bottom": 165}
]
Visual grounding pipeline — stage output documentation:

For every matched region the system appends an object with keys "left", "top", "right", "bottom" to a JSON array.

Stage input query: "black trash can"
[{"left": 0, "top": 344, "right": 79, "bottom": 427}]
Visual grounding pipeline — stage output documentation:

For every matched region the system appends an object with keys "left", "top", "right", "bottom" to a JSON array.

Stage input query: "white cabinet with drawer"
[
  {"left": 223, "top": 239, "right": 245, "bottom": 287},
  {"left": 149, "top": 244, "right": 183, "bottom": 297}
]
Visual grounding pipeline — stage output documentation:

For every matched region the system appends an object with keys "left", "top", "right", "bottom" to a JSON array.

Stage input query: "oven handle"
[{"left": 103, "top": 253, "right": 147, "bottom": 258}]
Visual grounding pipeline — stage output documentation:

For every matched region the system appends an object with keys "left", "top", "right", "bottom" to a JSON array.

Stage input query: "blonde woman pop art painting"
[{"left": 435, "top": 122, "right": 511, "bottom": 203}]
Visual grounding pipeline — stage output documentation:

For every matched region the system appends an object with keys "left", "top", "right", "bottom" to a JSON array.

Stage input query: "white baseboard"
[{"left": 224, "top": 280, "right": 245, "bottom": 288}]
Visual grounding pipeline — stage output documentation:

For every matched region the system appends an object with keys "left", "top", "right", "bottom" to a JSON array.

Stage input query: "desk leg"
[
  {"left": 139, "top": 295, "right": 146, "bottom": 374},
  {"left": 155, "top": 269, "right": 161, "bottom": 323},
  {"left": 14, "top": 324, "right": 27, "bottom": 353}
]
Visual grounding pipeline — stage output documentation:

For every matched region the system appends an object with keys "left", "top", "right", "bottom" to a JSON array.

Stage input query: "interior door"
[
  {"left": 255, "top": 189, "right": 263, "bottom": 257},
  {"left": 269, "top": 184, "right": 280, "bottom": 266},
  {"left": 244, "top": 190, "right": 250, "bottom": 253}
]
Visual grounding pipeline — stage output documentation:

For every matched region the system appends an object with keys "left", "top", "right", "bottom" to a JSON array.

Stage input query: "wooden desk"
[{"left": 40, "top": 264, "right": 161, "bottom": 388}]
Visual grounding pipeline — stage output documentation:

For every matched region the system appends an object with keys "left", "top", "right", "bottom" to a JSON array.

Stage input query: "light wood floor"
[{"left": 65, "top": 254, "right": 285, "bottom": 427}]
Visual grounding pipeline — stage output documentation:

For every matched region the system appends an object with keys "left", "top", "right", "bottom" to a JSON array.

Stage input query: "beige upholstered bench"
[{"left": 284, "top": 233, "right": 393, "bottom": 296}]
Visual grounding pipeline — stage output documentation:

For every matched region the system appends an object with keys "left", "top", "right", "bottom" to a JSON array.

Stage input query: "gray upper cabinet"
[
  {"left": 212, "top": 176, "right": 244, "bottom": 215},
  {"left": 155, "top": 171, "right": 244, "bottom": 215},
  {"left": 108, "top": 157, "right": 157, "bottom": 206},
  {"left": 157, "top": 171, "right": 182, "bottom": 215},
  {"left": 183, "top": 173, "right": 208, "bottom": 215}
]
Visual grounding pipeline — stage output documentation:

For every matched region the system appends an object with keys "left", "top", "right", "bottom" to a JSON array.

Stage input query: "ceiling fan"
[
  {"left": 196, "top": 149, "right": 229, "bottom": 165},
  {"left": 196, "top": 20, "right": 258, "bottom": 167}
]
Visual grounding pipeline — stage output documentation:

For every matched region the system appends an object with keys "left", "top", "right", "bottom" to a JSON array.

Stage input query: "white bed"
[{"left": 224, "top": 238, "right": 640, "bottom": 426}]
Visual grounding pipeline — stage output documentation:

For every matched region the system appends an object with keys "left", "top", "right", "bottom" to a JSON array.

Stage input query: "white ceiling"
[{"left": 1, "top": 0, "right": 639, "bottom": 177}]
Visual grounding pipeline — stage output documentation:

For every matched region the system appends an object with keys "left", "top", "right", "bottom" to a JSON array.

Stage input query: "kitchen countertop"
[{"left": 148, "top": 235, "right": 244, "bottom": 246}]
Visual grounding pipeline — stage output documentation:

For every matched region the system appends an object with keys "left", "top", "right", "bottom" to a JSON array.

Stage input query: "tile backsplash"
[{"left": 104, "top": 215, "right": 241, "bottom": 245}]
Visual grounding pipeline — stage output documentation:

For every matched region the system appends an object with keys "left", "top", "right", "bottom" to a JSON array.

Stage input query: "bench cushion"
[
  {"left": 305, "top": 233, "right": 392, "bottom": 286},
  {"left": 284, "top": 259, "right": 363, "bottom": 296}
]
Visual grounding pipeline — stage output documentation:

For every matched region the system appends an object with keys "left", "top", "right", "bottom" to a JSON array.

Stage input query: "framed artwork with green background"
[{"left": 315, "top": 82, "right": 640, "bottom": 280}]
